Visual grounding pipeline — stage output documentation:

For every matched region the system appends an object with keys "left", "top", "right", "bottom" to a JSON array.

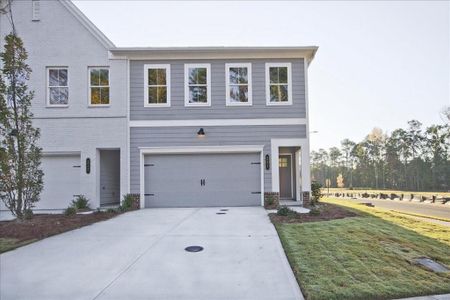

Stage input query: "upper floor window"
[
  {"left": 144, "top": 64, "right": 170, "bottom": 107},
  {"left": 225, "top": 63, "right": 252, "bottom": 106},
  {"left": 89, "top": 67, "right": 110, "bottom": 106},
  {"left": 47, "top": 67, "right": 68, "bottom": 107},
  {"left": 185, "top": 64, "right": 211, "bottom": 107},
  {"left": 265, "top": 63, "right": 292, "bottom": 105}
]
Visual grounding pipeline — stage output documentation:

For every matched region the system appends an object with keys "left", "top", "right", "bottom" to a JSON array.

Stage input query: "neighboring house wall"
[
  {"left": 0, "top": 0, "right": 128, "bottom": 209},
  {"left": 130, "top": 59, "right": 306, "bottom": 120}
]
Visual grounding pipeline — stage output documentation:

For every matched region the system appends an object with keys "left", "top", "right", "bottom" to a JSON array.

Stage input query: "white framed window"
[
  {"left": 184, "top": 63, "right": 211, "bottom": 107},
  {"left": 144, "top": 64, "right": 170, "bottom": 107},
  {"left": 225, "top": 63, "right": 252, "bottom": 106},
  {"left": 47, "top": 67, "right": 69, "bottom": 107},
  {"left": 89, "top": 67, "right": 110, "bottom": 106},
  {"left": 265, "top": 62, "right": 292, "bottom": 105}
]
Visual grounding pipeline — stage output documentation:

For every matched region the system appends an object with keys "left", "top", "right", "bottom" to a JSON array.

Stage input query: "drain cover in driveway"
[
  {"left": 185, "top": 246, "right": 204, "bottom": 252},
  {"left": 216, "top": 212, "right": 226, "bottom": 215},
  {"left": 412, "top": 257, "right": 449, "bottom": 273},
  {"left": 220, "top": 209, "right": 229, "bottom": 211}
]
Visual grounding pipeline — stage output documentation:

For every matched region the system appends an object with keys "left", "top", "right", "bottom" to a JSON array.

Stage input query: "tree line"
[{"left": 311, "top": 112, "right": 450, "bottom": 192}]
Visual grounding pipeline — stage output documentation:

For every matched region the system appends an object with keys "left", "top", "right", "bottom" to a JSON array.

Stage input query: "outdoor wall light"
[
  {"left": 86, "top": 158, "right": 91, "bottom": 174},
  {"left": 197, "top": 128, "right": 205, "bottom": 137},
  {"left": 265, "top": 154, "right": 270, "bottom": 170}
]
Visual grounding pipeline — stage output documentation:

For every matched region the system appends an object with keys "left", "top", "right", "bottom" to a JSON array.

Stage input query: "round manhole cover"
[
  {"left": 185, "top": 246, "right": 204, "bottom": 252},
  {"left": 216, "top": 212, "right": 226, "bottom": 215}
]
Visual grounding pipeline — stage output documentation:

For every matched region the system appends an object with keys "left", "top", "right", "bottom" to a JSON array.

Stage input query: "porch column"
[{"left": 301, "top": 143, "right": 311, "bottom": 192}]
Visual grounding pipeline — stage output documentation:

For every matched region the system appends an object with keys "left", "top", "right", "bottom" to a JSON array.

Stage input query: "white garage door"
[
  {"left": 144, "top": 153, "right": 262, "bottom": 208},
  {"left": 36, "top": 154, "right": 81, "bottom": 210}
]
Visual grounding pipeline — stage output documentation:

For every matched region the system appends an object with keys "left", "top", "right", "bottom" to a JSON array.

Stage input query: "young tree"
[
  {"left": 341, "top": 139, "right": 356, "bottom": 188},
  {"left": 336, "top": 173, "right": 345, "bottom": 188},
  {"left": 0, "top": 33, "right": 43, "bottom": 219}
]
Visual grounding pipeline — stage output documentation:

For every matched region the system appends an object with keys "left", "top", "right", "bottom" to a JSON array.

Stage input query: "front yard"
[{"left": 273, "top": 198, "right": 450, "bottom": 300}]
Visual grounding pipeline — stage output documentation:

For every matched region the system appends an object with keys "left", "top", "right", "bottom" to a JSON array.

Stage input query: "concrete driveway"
[{"left": 0, "top": 207, "right": 303, "bottom": 300}]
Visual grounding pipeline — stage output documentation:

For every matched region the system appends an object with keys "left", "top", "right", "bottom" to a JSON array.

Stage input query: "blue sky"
[{"left": 74, "top": 0, "right": 450, "bottom": 150}]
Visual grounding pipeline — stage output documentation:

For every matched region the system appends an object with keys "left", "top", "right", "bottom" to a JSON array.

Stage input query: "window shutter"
[{"left": 32, "top": 0, "right": 40, "bottom": 21}]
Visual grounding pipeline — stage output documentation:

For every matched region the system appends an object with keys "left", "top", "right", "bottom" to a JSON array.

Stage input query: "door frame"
[
  {"left": 279, "top": 153, "right": 294, "bottom": 199},
  {"left": 139, "top": 145, "right": 265, "bottom": 209}
]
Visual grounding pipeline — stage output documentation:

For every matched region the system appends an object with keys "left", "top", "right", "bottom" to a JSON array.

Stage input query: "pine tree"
[{"left": 0, "top": 33, "right": 43, "bottom": 220}]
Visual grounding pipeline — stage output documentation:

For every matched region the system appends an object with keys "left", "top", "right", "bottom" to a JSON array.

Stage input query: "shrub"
[
  {"left": 277, "top": 206, "right": 296, "bottom": 217},
  {"left": 64, "top": 206, "right": 77, "bottom": 216},
  {"left": 309, "top": 208, "right": 321, "bottom": 216},
  {"left": 71, "top": 195, "right": 90, "bottom": 210},
  {"left": 106, "top": 208, "right": 118, "bottom": 213},
  {"left": 311, "top": 181, "right": 323, "bottom": 206},
  {"left": 121, "top": 194, "right": 135, "bottom": 211}
]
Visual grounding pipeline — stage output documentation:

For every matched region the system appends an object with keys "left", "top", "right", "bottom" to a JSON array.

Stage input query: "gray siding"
[
  {"left": 130, "top": 124, "right": 306, "bottom": 194},
  {"left": 130, "top": 59, "right": 305, "bottom": 120}
]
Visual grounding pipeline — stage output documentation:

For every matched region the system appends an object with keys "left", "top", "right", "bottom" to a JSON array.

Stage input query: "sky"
[{"left": 74, "top": 0, "right": 450, "bottom": 151}]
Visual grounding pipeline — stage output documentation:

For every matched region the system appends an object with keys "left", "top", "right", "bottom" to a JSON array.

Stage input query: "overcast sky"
[{"left": 74, "top": 0, "right": 450, "bottom": 150}]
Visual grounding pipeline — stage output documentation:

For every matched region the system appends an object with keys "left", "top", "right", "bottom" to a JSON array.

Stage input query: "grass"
[
  {"left": 275, "top": 198, "right": 450, "bottom": 300},
  {"left": 390, "top": 210, "right": 450, "bottom": 223},
  {"left": 324, "top": 188, "right": 450, "bottom": 197},
  {"left": 0, "top": 238, "right": 36, "bottom": 253}
]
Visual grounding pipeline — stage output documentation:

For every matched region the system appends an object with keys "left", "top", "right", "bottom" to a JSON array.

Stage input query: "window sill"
[
  {"left": 88, "top": 104, "right": 110, "bottom": 108},
  {"left": 226, "top": 102, "right": 253, "bottom": 107},
  {"left": 266, "top": 101, "right": 293, "bottom": 106},
  {"left": 46, "top": 105, "right": 69, "bottom": 108},
  {"left": 185, "top": 102, "right": 211, "bottom": 107},
  {"left": 144, "top": 103, "right": 171, "bottom": 108}
]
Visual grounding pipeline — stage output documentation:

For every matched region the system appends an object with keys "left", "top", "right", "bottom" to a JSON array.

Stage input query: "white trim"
[
  {"left": 265, "top": 62, "right": 293, "bottom": 106},
  {"left": 88, "top": 67, "right": 110, "bottom": 107},
  {"left": 46, "top": 67, "right": 69, "bottom": 108},
  {"left": 303, "top": 58, "right": 312, "bottom": 197},
  {"left": 295, "top": 149, "right": 301, "bottom": 201},
  {"left": 184, "top": 63, "right": 211, "bottom": 107},
  {"left": 139, "top": 145, "right": 265, "bottom": 208},
  {"left": 225, "top": 63, "right": 252, "bottom": 106},
  {"left": 271, "top": 138, "right": 310, "bottom": 196},
  {"left": 126, "top": 59, "right": 131, "bottom": 194},
  {"left": 129, "top": 118, "right": 306, "bottom": 127},
  {"left": 144, "top": 64, "right": 171, "bottom": 107},
  {"left": 41, "top": 151, "right": 81, "bottom": 156},
  {"left": 279, "top": 153, "right": 294, "bottom": 199}
]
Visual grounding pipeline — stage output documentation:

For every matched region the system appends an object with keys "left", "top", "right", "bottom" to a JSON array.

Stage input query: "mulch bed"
[
  {"left": 269, "top": 203, "right": 358, "bottom": 224},
  {"left": 0, "top": 211, "right": 120, "bottom": 243}
]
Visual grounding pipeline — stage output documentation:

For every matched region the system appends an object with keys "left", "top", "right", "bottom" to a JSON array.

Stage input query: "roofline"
[
  {"left": 60, "top": 0, "right": 115, "bottom": 49},
  {"left": 110, "top": 46, "right": 319, "bottom": 64}
]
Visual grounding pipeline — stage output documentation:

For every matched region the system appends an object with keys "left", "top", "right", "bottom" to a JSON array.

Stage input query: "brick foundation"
[{"left": 264, "top": 192, "right": 279, "bottom": 209}]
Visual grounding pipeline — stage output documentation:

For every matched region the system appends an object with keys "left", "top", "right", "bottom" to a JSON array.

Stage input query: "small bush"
[
  {"left": 311, "top": 181, "right": 323, "bottom": 206},
  {"left": 277, "top": 206, "right": 296, "bottom": 217},
  {"left": 309, "top": 208, "right": 321, "bottom": 216},
  {"left": 24, "top": 209, "right": 34, "bottom": 220},
  {"left": 106, "top": 208, "right": 118, "bottom": 213},
  {"left": 71, "top": 195, "right": 90, "bottom": 210},
  {"left": 64, "top": 206, "right": 77, "bottom": 216},
  {"left": 121, "top": 194, "right": 135, "bottom": 211}
]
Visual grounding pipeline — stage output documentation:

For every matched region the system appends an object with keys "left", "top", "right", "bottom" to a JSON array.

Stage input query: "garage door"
[
  {"left": 144, "top": 153, "right": 261, "bottom": 208},
  {"left": 37, "top": 154, "right": 81, "bottom": 210}
]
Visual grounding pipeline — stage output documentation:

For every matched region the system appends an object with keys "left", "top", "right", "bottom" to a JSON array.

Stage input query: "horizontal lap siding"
[
  {"left": 130, "top": 58, "right": 306, "bottom": 120},
  {"left": 130, "top": 125, "right": 306, "bottom": 194}
]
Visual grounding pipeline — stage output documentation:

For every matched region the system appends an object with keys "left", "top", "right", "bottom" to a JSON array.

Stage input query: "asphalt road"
[{"left": 342, "top": 197, "right": 450, "bottom": 220}]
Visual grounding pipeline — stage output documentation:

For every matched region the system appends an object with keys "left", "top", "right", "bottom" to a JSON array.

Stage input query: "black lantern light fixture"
[
  {"left": 265, "top": 154, "right": 270, "bottom": 170},
  {"left": 197, "top": 128, "right": 205, "bottom": 137}
]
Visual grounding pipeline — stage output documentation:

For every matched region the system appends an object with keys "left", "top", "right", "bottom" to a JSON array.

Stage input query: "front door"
[{"left": 279, "top": 155, "right": 293, "bottom": 199}]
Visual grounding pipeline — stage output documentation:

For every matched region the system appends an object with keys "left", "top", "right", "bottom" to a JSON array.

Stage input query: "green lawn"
[{"left": 275, "top": 198, "right": 450, "bottom": 300}]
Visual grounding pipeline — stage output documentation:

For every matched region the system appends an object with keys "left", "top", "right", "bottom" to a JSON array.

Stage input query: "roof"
[{"left": 110, "top": 46, "right": 319, "bottom": 64}]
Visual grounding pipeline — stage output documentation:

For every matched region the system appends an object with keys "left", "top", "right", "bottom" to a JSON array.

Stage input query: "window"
[
  {"left": 279, "top": 157, "right": 288, "bottom": 168},
  {"left": 265, "top": 63, "right": 292, "bottom": 105},
  {"left": 144, "top": 64, "right": 170, "bottom": 107},
  {"left": 89, "top": 67, "right": 110, "bottom": 106},
  {"left": 185, "top": 64, "right": 211, "bottom": 106},
  {"left": 47, "top": 67, "right": 68, "bottom": 106},
  {"left": 226, "top": 63, "right": 252, "bottom": 106}
]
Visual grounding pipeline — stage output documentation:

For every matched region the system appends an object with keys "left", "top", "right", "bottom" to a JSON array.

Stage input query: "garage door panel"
[
  {"left": 144, "top": 153, "right": 261, "bottom": 208},
  {"left": 37, "top": 155, "right": 81, "bottom": 210}
]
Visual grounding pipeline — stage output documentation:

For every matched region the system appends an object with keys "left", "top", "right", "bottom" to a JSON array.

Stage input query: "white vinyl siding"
[
  {"left": 184, "top": 64, "right": 211, "bottom": 107},
  {"left": 265, "top": 63, "right": 292, "bottom": 105},
  {"left": 47, "top": 67, "right": 69, "bottom": 107},
  {"left": 225, "top": 63, "right": 252, "bottom": 106}
]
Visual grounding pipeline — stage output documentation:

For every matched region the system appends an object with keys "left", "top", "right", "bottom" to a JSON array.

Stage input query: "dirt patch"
[
  {"left": 0, "top": 211, "right": 120, "bottom": 243},
  {"left": 270, "top": 203, "right": 358, "bottom": 224}
]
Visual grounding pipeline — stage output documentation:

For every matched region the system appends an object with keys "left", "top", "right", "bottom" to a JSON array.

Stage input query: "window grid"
[
  {"left": 47, "top": 67, "right": 68, "bottom": 106},
  {"left": 89, "top": 68, "right": 110, "bottom": 105}
]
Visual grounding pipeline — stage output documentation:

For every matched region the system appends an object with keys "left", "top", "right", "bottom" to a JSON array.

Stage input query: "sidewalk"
[{"left": 395, "top": 294, "right": 450, "bottom": 300}]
